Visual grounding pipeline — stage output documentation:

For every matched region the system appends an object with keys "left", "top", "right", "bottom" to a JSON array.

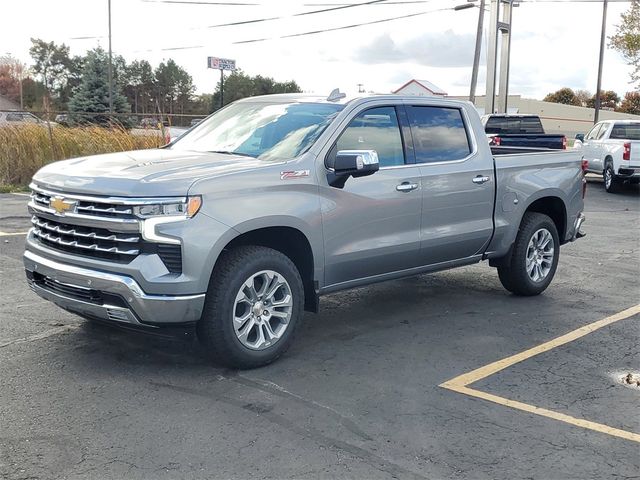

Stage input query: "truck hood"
[{"left": 32, "top": 148, "right": 272, "bottom": 197}]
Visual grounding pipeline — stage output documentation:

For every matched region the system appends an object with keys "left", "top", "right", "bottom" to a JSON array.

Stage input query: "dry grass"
[{"left": 0, "top": 125, "right": 165, "bottom": 189}]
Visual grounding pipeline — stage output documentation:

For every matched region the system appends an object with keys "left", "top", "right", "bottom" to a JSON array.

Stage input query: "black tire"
[
  {"left": 197, "top": 246, "right": 304, "bottom": 369},
  {"left": 497, "top": 212, "right": 560, "bottom": 296},
  {"left": 604, "top": 162, "right": 622, "bottom": 193}
]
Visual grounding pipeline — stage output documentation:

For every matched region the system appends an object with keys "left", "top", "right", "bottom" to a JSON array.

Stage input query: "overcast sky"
[{"left": 2, "top": 0, "right": 636, "bottom": 99}]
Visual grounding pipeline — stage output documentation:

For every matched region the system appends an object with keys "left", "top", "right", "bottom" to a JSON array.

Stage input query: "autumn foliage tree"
[
  {"left": 618, "top": 91, "right": 640, "bottom": 114},
  {"left": 543, "top": 88, "right": 580, "bottom": 106},
  {"left": 610, "top": 0, "right": 640, "bottom": 86}
]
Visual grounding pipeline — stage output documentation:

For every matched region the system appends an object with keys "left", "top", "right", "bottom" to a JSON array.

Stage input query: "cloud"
[{"left": 354, "top": 30, "right": 481, "bottom": 68}]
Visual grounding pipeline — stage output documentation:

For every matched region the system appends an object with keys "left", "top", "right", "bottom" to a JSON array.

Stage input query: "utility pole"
[
  {"left": 485, "top": 0, "right": 500, "bottom": 114},
  {"left": 497, "top": 0, "right": 514, "bottom": 113},
  {"left": 107, "top": 0, "right": 114, "bottom": 113},
  {"left": 594, "top": 0, "right": 608, "bottom": 123},
  {"left": 485, "top": 0, "right": 514, "bottom": 114},
  {"left": 469, "top": 0, "right": 486, "bottom": 104}
]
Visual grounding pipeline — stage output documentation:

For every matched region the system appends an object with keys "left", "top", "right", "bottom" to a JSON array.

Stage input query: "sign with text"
[{"left": 207, "top": 57, "right": 236, "bottom": 71}]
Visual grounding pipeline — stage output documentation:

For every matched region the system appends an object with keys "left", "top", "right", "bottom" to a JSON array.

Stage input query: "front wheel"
[
  {"left": 604, "top": 163, "right": 622, "bottom": 193},
  {"left": 197, "top": 246, "right": 304, "bottom": 369},
  {"left": 497, "top": 212, "right": 560, "bottom": 296}
]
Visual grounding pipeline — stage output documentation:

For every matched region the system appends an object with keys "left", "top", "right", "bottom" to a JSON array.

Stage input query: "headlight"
[{"left": 133, "top": 196, "right": 202, "bottom": 219}]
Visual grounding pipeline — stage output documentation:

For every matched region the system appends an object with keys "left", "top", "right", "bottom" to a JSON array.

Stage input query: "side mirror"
[
  {"left": 327, "top": 150, "right": 379, "bottom": 188},
  {"left": 575, "top": 133, "right": 585, "bottom": 142}
]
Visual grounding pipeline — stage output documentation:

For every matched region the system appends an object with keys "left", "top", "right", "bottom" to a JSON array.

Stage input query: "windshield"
[{"left": 170, "top": 101, "right": 344, "bottom": 160}]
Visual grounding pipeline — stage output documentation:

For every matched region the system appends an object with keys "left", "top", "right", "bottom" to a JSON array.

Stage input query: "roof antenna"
[{"left": 327, "top": 88, "right": 346, "bottom": 102}]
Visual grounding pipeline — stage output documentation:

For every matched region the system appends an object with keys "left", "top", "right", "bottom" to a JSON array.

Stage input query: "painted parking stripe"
[
  {"left": 440, "top": 304, "right": 640, "bottom": 443},
  {"left": 0, "top": 231, "right": 29, "bottom": 236},
  {"left": 10, "top": 192, "right": 30, "bottom": 197}
]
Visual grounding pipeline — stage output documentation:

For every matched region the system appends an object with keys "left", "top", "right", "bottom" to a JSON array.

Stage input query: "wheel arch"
[
  {"left": 522, "top": 196, "right": 567, "bottom": 244},
  {"left": 213, "top": 225, "right": 319, "bottom": 313}
]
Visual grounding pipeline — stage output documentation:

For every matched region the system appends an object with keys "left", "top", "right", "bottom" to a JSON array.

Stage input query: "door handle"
[
  {"left": 396, "top": 182, "right": 419, "bottom": 192},
  {"left": 472, "top": 175, "right": 490, "bottom": 185}
]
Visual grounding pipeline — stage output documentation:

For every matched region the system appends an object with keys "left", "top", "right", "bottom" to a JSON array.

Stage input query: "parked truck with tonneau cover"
[
  {"left": 482, "top": 114, "right": 567, "bottom": 150},
  {"left": 24, "top": 93, "right": 586, "bottom": 368}
]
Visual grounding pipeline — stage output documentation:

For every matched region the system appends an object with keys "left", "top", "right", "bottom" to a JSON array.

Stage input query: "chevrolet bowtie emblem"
[{"left": 50, "top": 196, "right": 76, "bottom": 215}]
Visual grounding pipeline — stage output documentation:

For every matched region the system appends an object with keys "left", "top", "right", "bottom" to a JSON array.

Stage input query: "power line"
[
  {"left": 199, "top": 0, "right": 393, "bottom": 29},
  {"left": 233, "top": 6, "right": 452, "bottom": 44},
  {"left": 141, "top": 0, "right": 260, "bottom": 5}
]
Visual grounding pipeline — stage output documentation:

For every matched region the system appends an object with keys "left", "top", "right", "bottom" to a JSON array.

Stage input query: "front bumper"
[{"left": 24, "top": 250, "right": 205, "bottom": 327}]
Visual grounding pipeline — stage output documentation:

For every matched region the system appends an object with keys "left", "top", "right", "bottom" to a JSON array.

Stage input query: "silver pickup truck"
[{"left": 24, "top": 93, "right": 586, "bottom": 368}]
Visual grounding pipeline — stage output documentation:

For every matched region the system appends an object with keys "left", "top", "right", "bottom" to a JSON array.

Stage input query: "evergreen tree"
[
  {"left": 211, "top": 70, "right": 301, "bottom": 112},
  {"left": 68, "top": 47, "right": 130, "bottom": 126}
]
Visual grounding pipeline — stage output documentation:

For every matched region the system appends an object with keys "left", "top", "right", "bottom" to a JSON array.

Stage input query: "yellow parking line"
[
  {"left": 0, "top": 231, "right": 29, "bottom": 236},
  {"left": 440, "top": 304, "right": 640, "bottom": 443}
]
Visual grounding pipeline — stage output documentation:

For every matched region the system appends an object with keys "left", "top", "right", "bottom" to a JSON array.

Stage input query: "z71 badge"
[{"left": 280, "top": 170, "right": 310, "bottom": 180}]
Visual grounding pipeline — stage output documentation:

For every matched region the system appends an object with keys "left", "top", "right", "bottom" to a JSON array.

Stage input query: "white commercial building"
[{"left": 449, "top": 94, "right": 640, "bottom": 139}]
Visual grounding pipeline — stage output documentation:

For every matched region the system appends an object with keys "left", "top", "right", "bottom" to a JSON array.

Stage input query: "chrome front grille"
[
  {"left": 30, "top": 188, "right": 137, "bottom": 221},
  {"left": 28, "top": 185, "right": 184, "bottom": 273},
  {"left": 31, "top": 216, "right": 141, "bottom": 258}
]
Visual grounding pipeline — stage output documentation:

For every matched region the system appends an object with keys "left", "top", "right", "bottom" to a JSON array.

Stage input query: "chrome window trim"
[{"left": 30, "top": 183, "right": 187, "bottom": 206}]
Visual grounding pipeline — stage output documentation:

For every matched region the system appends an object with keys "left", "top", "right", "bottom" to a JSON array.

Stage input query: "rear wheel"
[
  {"left": 604, "top": 162, "right": 622, "bottom": 193},
  {"left": 497, "top": 212, "right": 560, "bottom": 296},
  {"left": 197, "top": 246, "right": 304, "bottom": 369}
]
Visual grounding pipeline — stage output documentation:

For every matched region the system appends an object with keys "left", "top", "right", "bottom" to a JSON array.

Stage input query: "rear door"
[
  {"left": 406, "top": 104, "right": 495, "bottom": 265},
  {"left": 321, "top": 105, "right": 423, "bottom": 287}
]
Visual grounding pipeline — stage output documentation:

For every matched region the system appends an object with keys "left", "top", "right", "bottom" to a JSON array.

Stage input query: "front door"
[
  {"left": 582, "top": 122, "right": 605, "bottom": 172},
  {"left": 320, "top": 106, "right": 423, "bottom": 287}
]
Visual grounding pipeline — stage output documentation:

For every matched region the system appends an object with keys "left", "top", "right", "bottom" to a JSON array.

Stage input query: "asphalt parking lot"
[{"left": 1, "top": 176, "right": 638, "bottom": 480}]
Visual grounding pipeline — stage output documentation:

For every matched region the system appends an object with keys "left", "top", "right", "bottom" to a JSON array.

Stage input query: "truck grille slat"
[
  {"left": 75, "top": 204, "right": 133, "bottom": 215},
  {"left": 30, "top": 191, "right": 136, "bottom": 221},
  {"left": 33, "top": 228, "right": 140, "bottom": 255},
  {"left": 31, "top": 217, "right": 139, "bottom": 243}
]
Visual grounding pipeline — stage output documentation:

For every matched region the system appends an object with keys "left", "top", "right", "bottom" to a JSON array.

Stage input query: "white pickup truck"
[{"left": 574, "top": 120, "right": 640, "bottom": 193}]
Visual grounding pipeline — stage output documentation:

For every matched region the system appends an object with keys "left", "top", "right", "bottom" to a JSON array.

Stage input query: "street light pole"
[
  {"left": 594, "top": 0, "right": 608, "bottom": 124},
  {"left": 107, "top": 0, "right": 114, "bottom": 114},
  {"left": 470, "top": 0, "right": 485, "bottom": 104},
  {"left": 220, "top": 69, "right": 224, "bottom": 109}
]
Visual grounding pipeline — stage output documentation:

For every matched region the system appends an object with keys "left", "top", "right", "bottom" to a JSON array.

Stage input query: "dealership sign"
[{"left": 207, "top": 57, "right": 236, "bottom": 71}]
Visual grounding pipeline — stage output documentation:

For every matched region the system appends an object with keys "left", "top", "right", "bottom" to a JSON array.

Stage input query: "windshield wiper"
[{"left": 209, "top": 150, "right": 256, "bottom": 158}]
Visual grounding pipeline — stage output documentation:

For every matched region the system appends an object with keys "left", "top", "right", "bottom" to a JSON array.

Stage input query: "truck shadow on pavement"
[{"left": 58, "top": 266, "right": 566, "bottom": 377}]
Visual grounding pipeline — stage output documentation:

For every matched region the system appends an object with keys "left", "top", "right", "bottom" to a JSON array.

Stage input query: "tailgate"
[
  {"left": 495, "top": 134, "right": 565, "bottom": 150},
  {"left": 630, "top": 141, "right": 640, "bottom": 166}
]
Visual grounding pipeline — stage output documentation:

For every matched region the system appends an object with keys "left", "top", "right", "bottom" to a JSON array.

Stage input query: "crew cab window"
[
  {"left": 336, "top": 107, "right": 405, "bottom": 167},
  {"left": 585, "top": 123, "right": 603, "bottom": 140},
  {"left": 610, "top": 123, "right": 640, "bottom": 140},
  {"left": 407, "top": 106, "right": 471, "bottom": 163}
]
